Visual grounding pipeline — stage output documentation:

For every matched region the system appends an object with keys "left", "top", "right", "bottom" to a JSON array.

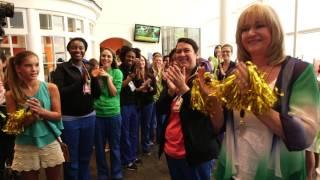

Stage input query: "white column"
[
  {"left": 26, "top": 8, "right": 44, "bottom": 81},
  {"left": 293, "top": 0, "right": 298, "bottom": 57},
  {"left": 82, "top": 19, "right": 92, "bottom": 59},
  {"left": 219, "top": 0, "right": 229, "bottom": 44}
]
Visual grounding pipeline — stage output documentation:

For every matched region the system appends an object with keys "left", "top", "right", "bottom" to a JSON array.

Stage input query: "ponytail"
[{"left": 7, "top": 51, "right": 38, "bottom": 103}]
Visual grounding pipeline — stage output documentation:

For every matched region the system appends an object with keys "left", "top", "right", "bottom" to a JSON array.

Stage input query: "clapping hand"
[
  {"left": 165, "top": 65, "right": 190, "bottom": 95},
  {"left": 91, "top": 68, "right": 100, "bottom": 77},
  {"left": 23, "top": 98, "right": 42, "bottom": 126},
  {"left": 162, "top": 69, "right": 176, "bottom": 96},
  {"left": 140, "top": 78, "right": 152, "bottom": 92},
  {"left": 197, "top": 67, "right": 210, "bottom": 96}
]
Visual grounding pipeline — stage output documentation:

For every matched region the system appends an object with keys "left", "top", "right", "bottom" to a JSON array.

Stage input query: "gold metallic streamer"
[
  {"left": 2, "top": 108, "right": 33, "bottom": 135},
  {"left": 191, "top": 72, "right": 220, "bottom": 114},
  {"left": 191, "top": 62, "right": 279, "bottom": 115}
]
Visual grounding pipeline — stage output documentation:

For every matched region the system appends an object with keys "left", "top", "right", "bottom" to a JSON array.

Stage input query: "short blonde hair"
[{"left": 236, "top": 3, "right": 285, "bottom": 65}]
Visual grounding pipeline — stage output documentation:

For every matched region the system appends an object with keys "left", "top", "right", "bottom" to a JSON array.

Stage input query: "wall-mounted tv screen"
[{"left": 134, "top": 24, "right": 160, "bottom": 43}]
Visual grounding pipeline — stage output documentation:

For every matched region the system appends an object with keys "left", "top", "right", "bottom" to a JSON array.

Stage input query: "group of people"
[{"left": 0, "top": 2, "right": 319, "bottom": 180}]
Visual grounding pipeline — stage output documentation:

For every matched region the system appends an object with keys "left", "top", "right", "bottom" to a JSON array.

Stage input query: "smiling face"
[
  {"left": 138, "top": 57, "right": 146, "bottom": 69},
  {"left": 68, "top": 40, "right": 86, "bottom": 62},
  {"left": 100, "top": 49, "right": 113, "bottom": 70},
  {"left": 15, "top": 55, "right": 39, "bottom": 82},
  {"left": 175, "top": 42, "right": 197, "bottom": 73},
  {"left": 240, "top": 16, "right": 271, "bottom": 58},
  {"left": 221, "top": 46, "right": 233, "bottom": 63},
  {"left": 236, "top": 4, "right": 285, "bottom": 64},
  {"left": 125, "top": 50, "right": 136, "bottom": 67},
  {"left": 153, "top": 56, "right": 163, "bottom": 69}
]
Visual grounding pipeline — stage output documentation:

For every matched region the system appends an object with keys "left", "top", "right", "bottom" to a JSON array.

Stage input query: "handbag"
[{"left": 43, "top": 120, "right": 70, "bottom": 162}]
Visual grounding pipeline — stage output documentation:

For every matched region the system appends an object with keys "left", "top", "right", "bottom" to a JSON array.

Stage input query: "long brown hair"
[{"left": 7, "top": 51, "right": 38, "bottom": 103}]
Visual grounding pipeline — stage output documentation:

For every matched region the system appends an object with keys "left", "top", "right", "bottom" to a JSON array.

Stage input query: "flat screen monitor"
[{"left": 134, "top": 24, "right": 160, "bottom": 43}]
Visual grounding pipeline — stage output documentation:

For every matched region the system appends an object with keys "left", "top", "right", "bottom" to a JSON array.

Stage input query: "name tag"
[
  {"left": 128, "top": 81, "right": 136, "bottom": 92},
  {"left": 83, "top": 80, "right": 91, "bottom": 94}
]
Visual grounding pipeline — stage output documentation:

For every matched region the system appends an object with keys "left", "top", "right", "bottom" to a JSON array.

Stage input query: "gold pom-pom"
[
  {"left": 219, "top": 61, "right": 278, "bottom": 114},
  {"left": 191, "top": 72, "right": 220, "bottom": 114},
  {"left": 190, "top": 62, "right": 279, "bottom": 115},
  {"left": 2, "top": 108, "right": 33, "bottom": 135}
]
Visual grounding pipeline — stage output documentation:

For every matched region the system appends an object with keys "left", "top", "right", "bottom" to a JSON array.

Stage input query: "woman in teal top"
[
  {"left": 5, "top": 51, "right": 64, "bottom": 180},
  {"left": 94, "top": 48, "right": 123, "bottom": 179}
]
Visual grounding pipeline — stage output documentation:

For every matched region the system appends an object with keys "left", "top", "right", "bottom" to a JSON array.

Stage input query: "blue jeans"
[
  {"left": 139, "top": 102, "right": 154, "bottom": 152},
  {"left": 165, "top": 154, "right": 213, "bottom": 180},
  {"left": 61, "top": 115, "right": 96, "bottom": 180},
  {"left": 120, "top": 105, "right": 138, "bottom": 165},
  {"left": 149, "top": 103, "right": 156, "bottom": 143},
  {"left": 95, "top": 115, "right": 122, "bottom": 180},
  {"left": 156, "top": 110, "right": 167, "bottom": 144}
]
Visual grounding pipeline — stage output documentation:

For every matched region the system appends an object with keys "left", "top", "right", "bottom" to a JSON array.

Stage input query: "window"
[
  {"left": 75, "top": 19, "right": 83, "bottom": 33},
  {"left": 296, "top": 32, "right": 320, "bottom": 63},
  {"left": 0, "top": 35, "right": 26, "bottom": 57},
  {"left": 68, "top": 18, "right": 83, "bottom": 33},
  {"left": 284, "top": 34, "right": 294, "bottom": 57},
  {"left": 0, "top": 36, "right": 11, "bottom": 58},
  {"left": 42, "top": 36, "right": 53, "bottom": 81},
  {"left": 53, "top": 37, "right": 66, "bottom": 61},
  {"left": 40, "top": 14, "right": 64, "bottom": 31},
  {"left": 10, "top": 11, "right": 24, "bottom": 28},
  {"left": 12, "top": 36, "right": 26, "bottom": 55},
  {"left": 52, "top": 15, "right": 64, "bottom": 31},
  {"left": 67, "top": 18, "right": 75, "bottom": 32},
  {"left": 297, "top": 1, "right": 320, "bottom": 31},
  {"left": 42, "top": 36, "right": 66, "bottom": 81},
  {"left": 39, "top": 14, "right": 52, "bottom": 30},
  {"left": 162, "top": 26, "right": 200, "bottom": 55}
]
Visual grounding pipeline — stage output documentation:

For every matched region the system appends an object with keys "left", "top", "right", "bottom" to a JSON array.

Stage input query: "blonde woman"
[{"left": 206, "top": 3, "right": 320, "bottom": 179}]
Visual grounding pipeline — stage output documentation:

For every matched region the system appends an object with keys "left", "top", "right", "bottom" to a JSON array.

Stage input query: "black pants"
[
  {"left": 0, "top": 131, "right": 15, "bottom": 177},
  {"left": 0, "top": 104, "right": 16, "bottom": 180}
]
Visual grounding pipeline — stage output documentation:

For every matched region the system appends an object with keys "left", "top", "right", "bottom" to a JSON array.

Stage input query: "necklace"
[{"left": 261, "top": 65, "right": 276, "bottom": 83}]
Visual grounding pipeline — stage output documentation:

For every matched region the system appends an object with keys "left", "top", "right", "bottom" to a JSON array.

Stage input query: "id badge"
[
  {"left": 83, "top": 80, "right": 91, "bottom": 94},
  {"left": 128, "top": 81, "right": 136, "bottom": 92}
]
